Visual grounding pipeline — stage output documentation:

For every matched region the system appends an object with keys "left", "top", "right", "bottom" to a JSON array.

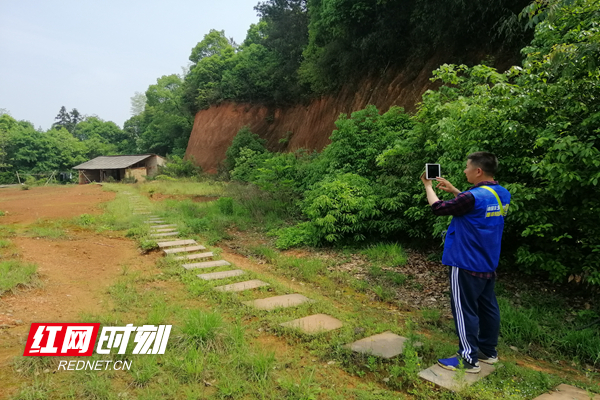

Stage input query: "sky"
[{"left": 0, "top": 0, "right": 260, "bottom": 130}]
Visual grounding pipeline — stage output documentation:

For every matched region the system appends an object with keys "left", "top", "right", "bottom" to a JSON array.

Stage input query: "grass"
[
  {"left": 137, "top": 180, "right": 226, "bottom": 197},
  {"left": 7, "top": 182, "right": 599, "bottom": 400},
  {"left": 498, "top": 296, "right": 600, "bottom": 367},
  {"left": 361, "top": 243, "right": 407, "bottom": 266},
  {"left": 0, "top": 260, "right": 39, "bottom": 295}
]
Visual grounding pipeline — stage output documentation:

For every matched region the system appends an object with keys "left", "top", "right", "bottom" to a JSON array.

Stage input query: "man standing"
[{"left": 420, "top": 152, "right": 510, "bottom": 373}]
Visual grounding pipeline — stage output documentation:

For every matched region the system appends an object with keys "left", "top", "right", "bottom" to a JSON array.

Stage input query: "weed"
[
  {"left": 11, "top": 378, "right": 51, "bottom": 400},
  {"left": 248, "top": 244, "right": 278, "bottom": 263},
  {"left": 0, "top": 238, "right": 11, "bottom": 248},
  {"left": 362, "top": 243, "right": 407, "bottom": 266},
  {"left": 278, "top": 368, "right": 321, "bottom": 399},
  {"left": 77, "top": 214, "right": 96, "bottom": 226},
  {"left": 217, "top": 197, "right": 234, "bottom": 215},
  {"left": 277, "top": 255, "right": 327, "bottom": 282},
  {"left": 81, "top": 372, "right": 115, "bottom": 400},
  {"left": 147, "top": 302, "right": 169, "bottom": 325},
  {"left": 129, "top": 357, "right": 159, "bottom": 387},
  {"left": 13, "top": 356, "right": 55, "bottom": 377},
  {"left": 186, "top": 217, "right": 209, "bottom": 233},
  {"left": 25, "top": 226, "right": 66, "bottom": 239},
  {"left": 107, "top": 279, "right": 142, "bottom": 311},
  {"left": 0, "top": 260, "right": 39, "bottom": 295},
  {"left": 386, "top": 271, "right": 407, "bottom": 286},
  {"left": 244, "top": 350, "right": 276, "bottom": 382},
  {"left": 373, "top": 285, "right": 395, "bottom": 302},
  {"left": 139, "top": 239, "right": 158, "bottom": 253},
  {"left": 351, "top": 278, "right": 369, "bottom": 292},
  {"left": 0, "top": 210, "right": 5, "bottom": 216},
  {"left": 421, "top": 308, "right": 442, "bottom": 326},
  {"left": 181, "top": 310, "right": 224, "bottom": 350}
]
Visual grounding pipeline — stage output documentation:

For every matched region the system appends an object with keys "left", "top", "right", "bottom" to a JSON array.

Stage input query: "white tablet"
[{"left": 425, "top": 163, "right": 441, "bottom": 180}]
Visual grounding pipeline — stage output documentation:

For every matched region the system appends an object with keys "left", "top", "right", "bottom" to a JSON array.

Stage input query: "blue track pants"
[{"left": 449, "top": 266, "right": 500, "bottom": 365}]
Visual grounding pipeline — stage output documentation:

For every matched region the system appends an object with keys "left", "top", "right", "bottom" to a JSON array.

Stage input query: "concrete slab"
[
  {"left": 418, "top": 361, "right": 495, "bottom": 391},
  {"left": 345, "top": 331, "right": 412, "bottom": 359},
  {"left": 197, "top": 269, "right": 245, "bottom": 280},
  {"left": 242, "top": 294, "right": 313, "bottom": 311},
  {"left": 151, "top": 228, "right": 177, "bottom": 233},
  {"left": 150, "top": 232, "right": 179, "bottom": 238},
  {"left": 183, "top": 260, "right": 231, "bottom": 270},
  {"left": 174, "top": 252, "right": 213, "bottom": 261},
  {"left": 533, "top": 384, "right": 600, "bottom": 400},
  {"left": 145, "top": 220, "right": 166, "bottom": 224},
  {"left": 157, "top": 239, "right": 197, "bottom": 248},
  {"left": 280, "top": 314, "right": 343, "bottom": 334},
  {"left": 150, "top": 224, "right": 177, "bottom": 229},
  {"left": 213, "top": 279, "right": 269, "bottom": 292},
  {"left": 164, "top": 245, "right": 206, "bottom": 254}
]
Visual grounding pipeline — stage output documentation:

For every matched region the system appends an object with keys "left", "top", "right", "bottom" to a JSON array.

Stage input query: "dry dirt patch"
[
  {"left": 0, "top": 185, "right": 158, "bottom": 371},
  {"left": 0, "top": 184, "right": 114, "bottom": 225}
]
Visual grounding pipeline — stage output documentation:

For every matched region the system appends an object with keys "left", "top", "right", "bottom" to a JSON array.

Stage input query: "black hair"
[{"left": 467, "top": 151, "right": 498, "bottom": 176}]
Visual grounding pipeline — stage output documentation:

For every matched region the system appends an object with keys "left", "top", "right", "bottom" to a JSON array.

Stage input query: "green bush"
[
  {"left": 216, "top": 197, "right": 234, "bottom": 215},
  {"left": 301, "top": 173, "right": 381, "bottom": 243},
  {"left": 225, "top": 126, "right": 267, "bottom": 171},
  {"left": 159, "top": 155, "right": 202, "bottom": 178}
]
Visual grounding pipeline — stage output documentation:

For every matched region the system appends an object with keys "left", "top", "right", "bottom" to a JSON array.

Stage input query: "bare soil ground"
[{"left": 0, "top": 185, "right": 161, "bottom": 398}]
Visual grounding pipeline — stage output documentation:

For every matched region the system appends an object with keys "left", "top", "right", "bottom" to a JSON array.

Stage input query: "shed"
[{"left": 73, "top": 154, "right": 166, "bottom": 184}]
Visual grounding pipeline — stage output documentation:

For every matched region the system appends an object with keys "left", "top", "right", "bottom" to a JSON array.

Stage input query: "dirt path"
[{"left": 0, "top": 185, "right": 159, "bottom": 393}]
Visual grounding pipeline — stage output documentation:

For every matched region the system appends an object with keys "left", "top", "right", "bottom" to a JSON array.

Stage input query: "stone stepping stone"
[
  {"left": 418, "top": 361, "right": 495, "bottom": 391},
  {"left": 174, "top": 252, "right": 213, "bottom": 261},
  {"left": 280, "top": 314, "right": 343, "bottom": 334},
  {"left": 145, "top": 220, "right": 166, "bottom": 224},
  {"left": 183, "top": 260, "right": 231, "bottom": 270},
  {"left": 242, "top": 294, "right": 313, "bottom": 311},
  {"left": 197, "top": 269, "right": 245, "bottom": 281},
  {"left": 150, "top": 232, "right": 179, "bottom": 238},
  {"left": 214, "top": 279, "right": 269, "bottom": 292},
  {"left": 164, "top": 245, "right": 206, "bottom": 255},
  {"left": 151, "top": 228, "right": 177, "bottom": 233},
  {"left": 345, "top": 331, "right": 413, "bottom": 359},
  {"left": 533, "top": 384, "right": 600, "bottom": 400},
  {"left": 151, "top": 224, "right": 177, "bottom": 229},
  {"left": 157, "top": 239, "right": 197, "bottom": 248}
]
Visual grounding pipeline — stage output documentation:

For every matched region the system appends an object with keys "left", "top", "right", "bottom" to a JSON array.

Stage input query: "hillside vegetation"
[{"left": 223, "top": 0, "right": 600, "bottom": 285}]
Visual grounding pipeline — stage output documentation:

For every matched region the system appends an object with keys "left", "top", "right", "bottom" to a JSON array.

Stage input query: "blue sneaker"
[{"left": 438, "top": 356, "right": 481, "bottom": 373}]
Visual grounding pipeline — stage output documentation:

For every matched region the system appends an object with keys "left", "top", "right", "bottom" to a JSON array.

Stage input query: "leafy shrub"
[
  {"left": 230, "top": 147, "right": 271, "bottom": 182},
  {"left": 302, "top": 173, "right": 381, "bottom": 243},
  {"left": 159, "top": 155, "right": 202, "bottom": 178},
  {"left": 155, "top": 174, "right": 177, "bottom": 181},
  {"left": 225, "top": 126, "right": 267, "bottom": 171},
  {"left": 273, "top": 222, "right": 319, "bottom": 249},
  {"left": 216, "top": 197, "right": 234, "bottom": 215},
  {"left": 187, "top": 217, "right": 210, "bottom": 233}
]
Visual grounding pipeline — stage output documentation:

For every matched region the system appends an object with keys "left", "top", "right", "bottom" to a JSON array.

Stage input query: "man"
[{"left": 420, "top": 152, "right": 510, "bottom": 373}]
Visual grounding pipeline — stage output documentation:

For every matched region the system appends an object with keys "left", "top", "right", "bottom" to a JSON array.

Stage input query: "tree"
[
  {"left": 137, "top": 75, "right": 193, "bottom": 156},
  {"left": 189, "top": 29, "right": 236, "bottom": 64},
  {"left": 130, "top": 92, "right": 147, "bottom": 116},
  {"left": 52, "top": 106, "right": 83, "bottom": 135}
]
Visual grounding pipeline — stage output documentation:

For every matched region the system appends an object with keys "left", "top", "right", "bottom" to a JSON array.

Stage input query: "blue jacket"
[{"left": 442, "top": 185, "right": 511, "bottom": 273}]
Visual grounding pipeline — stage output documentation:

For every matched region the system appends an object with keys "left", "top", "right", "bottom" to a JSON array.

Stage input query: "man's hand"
[
  {"left": 421, "top": 172, "right": 439, "bottom": 205},
  {"left": 435, "top": 177, "right": 460, "bottom": 196},
  {"left": 420, "top": 172, "right": 432, "bottom": 187}
]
